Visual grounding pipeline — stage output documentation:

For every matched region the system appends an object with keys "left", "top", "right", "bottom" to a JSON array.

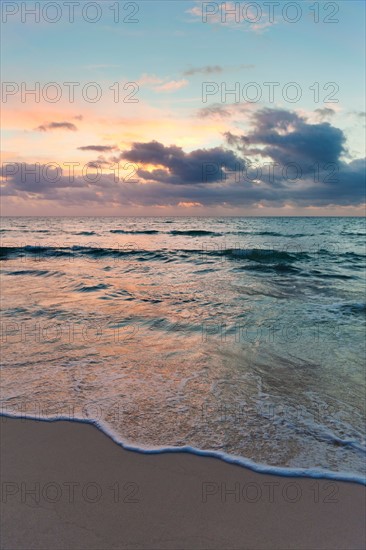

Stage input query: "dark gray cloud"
[
  {"left": 35, "top": 122, "right": 78, "bottom": 132},
  {"left": 78, "top": 145, "right": 117, "bottom": 152},
  {"left": 226, "top": 108, "right": 346, "bottom": 168},
  {"left": 122, "top": 141, "right": 244, "bottom": 184},
  {"left": 1, "top": 163, "right": 85, "bottom": 194}
]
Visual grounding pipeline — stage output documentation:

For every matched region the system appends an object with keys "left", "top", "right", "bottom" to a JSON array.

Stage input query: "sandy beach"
[{"left": 1, "top": 417, "right": 365, "bottom": 550}]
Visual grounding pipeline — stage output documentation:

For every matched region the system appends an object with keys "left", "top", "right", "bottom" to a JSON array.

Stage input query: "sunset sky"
[{"left": 1, "top": 0, "right": 365, "bottom": 215}]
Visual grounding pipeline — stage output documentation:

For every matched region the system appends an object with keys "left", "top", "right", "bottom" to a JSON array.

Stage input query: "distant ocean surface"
[{"left": 1, "top": 217, "right": 365, "bottom": 479}]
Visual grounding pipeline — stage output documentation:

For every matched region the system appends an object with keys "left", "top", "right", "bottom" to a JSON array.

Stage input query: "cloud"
[
  {"left": 137, "top": 74, "right": 189, "bottom": 93},
  {"left": 35, "top": 121, "right": 78, "bottom": 132},
  {"left": 77, "top": 145, "right": 118, "bottom": 152},
  {"left": 225, "top": 108, "right": 347, "bottom": 168},
  {"left": 314, "top": 108, "right": 336, "bottom": 121},
  {"left": 4, "top": 109, "right": 365, "bottom": 210},
  {"left": 197, "top": 102, "right": 251, "bottom": 119},
  {"left": 121, "top": 140, "right": 244, "bottom": 184},
  {"left": 177, "top": 201, "right": 203, "bottom": 207},
  {"left": 137, "top": 74, "right": 164, "bottom": 86},
  {"left": 198, "top": 104, "right": 233, "bottom": 118},
  {"left": 186, "top": 1, "right": 278, "bottom": 33},
  {"left": 154, "top": 79, "right": 189, "bottom": 92},
  {"left": 184, "top": 64, "right": 254, "bottom": 76},
  {"left": 183, "top": 65, "right": 224, "bottom": 76},
  {"left": 348, "top": 110, "right": 366, "bottom": 120}
]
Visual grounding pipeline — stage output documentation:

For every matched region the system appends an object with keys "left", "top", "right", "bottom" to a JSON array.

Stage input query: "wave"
[
  {"left": 0, "top": 245, "right": 312, "bottom": 264},
  {"left": 0, "top": 228, "right": 50, "bottom": 233},
  {"left": 341, "top": 231, "right": 366, "bottom": 237},
  {"left": 110, "top": 229, "right": 160, "bottom": 234},
  {"left": 1, "top": 245, "right": 362, "bottom": 270},
  {"left": 73, "top": 282, "right": 110, "bottom": 293},
  {"left": 0, "top": 245, "right": 175, "bottom": 264},
  {"left": 169, "top": 230, "right": 222, "bottom": 237},
  {"left": 232, "top": 231, "right": 308, "bottom": 237},
  {"left": 339, "top": 302, "right": 366, "bottom": 315},
  {"left": 4, "top": 269, "right": 63, "bottom": 278},
  {"left": 235, "top": 263, "right": 301, "bottom": 274},
  {"left": 311, "top": 272, "right": 356, "bottom": 280},
  {"left": 317, "top": 249, "right": 365, "bottom": 262},
  {"left": 234, "top": 231, "right": 283, "bottom": 237},
  {"left": 211, "top": 248, "right": 309, "bottom": 263}
]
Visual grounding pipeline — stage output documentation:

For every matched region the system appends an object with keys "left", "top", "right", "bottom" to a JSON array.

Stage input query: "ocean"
[{"left": 1, "top": 217, "right": 365, "bottom": 481}]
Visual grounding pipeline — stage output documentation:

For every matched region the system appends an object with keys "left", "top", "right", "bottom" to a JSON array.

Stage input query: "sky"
[{"left": 1, "top": 0, "right": 365, "bottom": 216}]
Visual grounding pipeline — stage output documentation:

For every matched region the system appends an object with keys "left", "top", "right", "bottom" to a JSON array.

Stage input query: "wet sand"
[{"left": 1, "top": 417, "right": 365, "bottom": 549}]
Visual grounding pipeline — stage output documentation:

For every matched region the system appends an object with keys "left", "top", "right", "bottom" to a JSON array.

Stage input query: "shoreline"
[
  {"left": 1, "top": 416, "right": 365, "bottom": 549},
  {"left": 1, "top": 413, "right": 365, "bottom": 486}
]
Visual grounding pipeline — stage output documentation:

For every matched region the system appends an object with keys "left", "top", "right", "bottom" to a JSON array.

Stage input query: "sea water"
[{"left": 1, "top": 217, "right": 365, "bottom": 480}]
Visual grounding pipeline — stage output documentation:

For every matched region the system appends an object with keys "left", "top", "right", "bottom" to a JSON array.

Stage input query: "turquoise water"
[{"left": 1, "top": 217, "right": 365, "bottom": 478}]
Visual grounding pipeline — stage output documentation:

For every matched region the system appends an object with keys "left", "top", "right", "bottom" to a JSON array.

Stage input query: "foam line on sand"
[{"left": 1, "top": 412, "right": 365, "bottom": 485}]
